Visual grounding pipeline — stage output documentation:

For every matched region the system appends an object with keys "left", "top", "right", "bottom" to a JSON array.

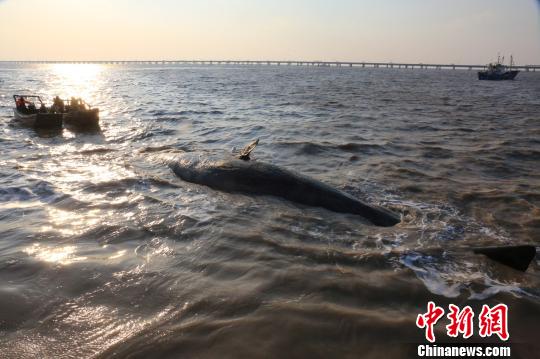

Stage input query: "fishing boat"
[
  {"left": 62, "top": 97, "right": 100, "bottom": 129},
  {"left": 478, "top": 55, "right": 519, "bottom": 80},
  {"left": 12, "top": 95, "right": 63, "bottom": 128}
]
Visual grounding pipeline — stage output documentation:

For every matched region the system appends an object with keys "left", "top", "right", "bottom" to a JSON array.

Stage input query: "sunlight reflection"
[
  {"left": 43, "top": 157, "right": 130, "bottom": 184},
  {"left": 48, "top": 64, "right": 104, "bottom": 103},
  {"left": 39, "top": 154, "right": 136, "bottom": 196},
  {"left": 24, "top": 243, "right": 87, "bottom": 265},
  {"left": 42, "top": 207, "right": 104, "bottom": 236},
  {"left": 109, "top": 249, "right": 127, "bottom": 260},
  {"left": 0, "top": 201, "right": 42, "bottom": 210}
]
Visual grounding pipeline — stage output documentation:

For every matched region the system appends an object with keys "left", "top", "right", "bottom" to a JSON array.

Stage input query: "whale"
[
  {"left": 169, "top": 155, "right": 401, "bottom": 227},
  {"left": 169, "top": 156, "right": 537, "bottom": 270},
  {"left": 167, "top": 139, "right": 535, "bottom": 271}
]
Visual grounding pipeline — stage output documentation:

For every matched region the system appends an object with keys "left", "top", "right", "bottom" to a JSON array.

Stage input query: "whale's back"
[{"left": 170, "top": 157, "right": 400, "bottom": 227}]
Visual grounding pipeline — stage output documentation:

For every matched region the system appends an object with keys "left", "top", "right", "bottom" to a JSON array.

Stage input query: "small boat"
[
  {"left": 13, "top": 95, "right": 63, "bottom": 129},
  {"left": 62, "top": 98, "right": 100, "bottom": 129},
  {"left": 478, "top": 55, "right": 519, "bottom": 81}
]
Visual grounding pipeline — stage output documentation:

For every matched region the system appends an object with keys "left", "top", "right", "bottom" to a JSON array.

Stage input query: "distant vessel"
[{"left": 478, "top": 55, "right": 519, "bottom": 80}]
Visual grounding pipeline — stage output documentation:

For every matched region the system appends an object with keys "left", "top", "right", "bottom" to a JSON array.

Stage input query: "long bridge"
[{"left": 1, "top": 60, "right": 539, "bottom": 71}]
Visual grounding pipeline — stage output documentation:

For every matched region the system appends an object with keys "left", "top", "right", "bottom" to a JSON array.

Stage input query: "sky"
[{"left": 1, "top": 0, "right": 539, "bottom": 64}]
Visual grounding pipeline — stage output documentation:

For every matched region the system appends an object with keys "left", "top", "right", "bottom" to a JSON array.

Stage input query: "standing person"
[
  {"left": 16, "top": 96, "right": 26, "bottom": 109},
  {"left": 39, "top": 102, "right": 47, "bottom": 113},
  {"left": 52, "top": 96, "right": 65, "bottom": 113},
  {"left": 70, "top": 97, "right": 78, "bottom": 111}
]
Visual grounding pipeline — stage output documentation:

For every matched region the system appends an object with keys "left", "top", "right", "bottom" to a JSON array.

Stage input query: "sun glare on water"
[
  {"left": 48, "top": 63, "right": 105, "bottom": 103},
  {"left": 24, "top": 243, "right": 87, "bottom": 265}
]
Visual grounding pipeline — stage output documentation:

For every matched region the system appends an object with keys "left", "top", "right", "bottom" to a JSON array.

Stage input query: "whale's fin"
[{"left": 238, "top": 138, "right": 259, "bottom": 161}]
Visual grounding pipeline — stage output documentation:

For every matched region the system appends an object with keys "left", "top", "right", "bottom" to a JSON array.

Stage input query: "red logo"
[
  {"left": 416, "top": 301, "right": 445, "bottom": 343},
  {"left": 446, "top": 304, "right": 474, "bottom": 339},
  {"left": 478, "top": 304, "right": 509, "bottom": 341},
  {"left": 416, "top": 303, "right": 509, "bottom": 342}
]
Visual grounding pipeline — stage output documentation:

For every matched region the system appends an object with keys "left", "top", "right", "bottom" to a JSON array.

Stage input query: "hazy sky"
[{"left": 1, "top": 0, "right": 539, "bottom": 64}]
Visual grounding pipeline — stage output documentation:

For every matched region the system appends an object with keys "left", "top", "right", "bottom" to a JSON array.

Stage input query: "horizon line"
[{"left": 1, "top": 60, "right": 540, "bottom": 70}]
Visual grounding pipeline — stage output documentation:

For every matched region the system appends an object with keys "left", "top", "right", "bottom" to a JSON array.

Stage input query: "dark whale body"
[{"left": 170, "top": 156, "right": 400, "bottom": 227}]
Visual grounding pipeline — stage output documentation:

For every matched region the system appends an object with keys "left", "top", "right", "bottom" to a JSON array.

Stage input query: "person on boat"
[
  {"left": 16, "top": 96, "right": 26, "bottom": 108},
  {"left": 70, "top": 97, "right": 79, "bottom": 111},
  {"left": 39, "top": 102, "right": 48, "bottom": 113},
  {"left": 52, "top": 96, "right": 65, "bottom": 113},
  {"left": 15, "top": 96, "right": 32, "bottom": 113},
  {"left": 77, "top": 97, "right": 85, "bottom": 110}
]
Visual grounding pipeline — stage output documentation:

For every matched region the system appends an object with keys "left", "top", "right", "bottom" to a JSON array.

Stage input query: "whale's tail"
[
  {"left": 473, "top": 245, "right": 536, "bottom": 272},
  {"left": 238, "top": 138, "right": 259, "bottom": 161}
]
